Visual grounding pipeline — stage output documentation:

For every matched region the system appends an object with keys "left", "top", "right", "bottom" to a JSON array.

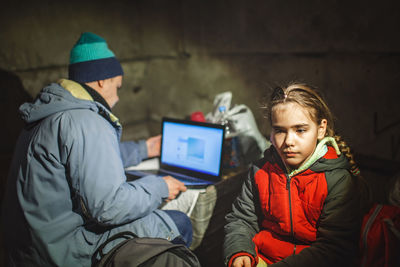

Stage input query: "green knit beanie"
[{"left": 68, "top": 32, "right": 123, "bottom": 83}]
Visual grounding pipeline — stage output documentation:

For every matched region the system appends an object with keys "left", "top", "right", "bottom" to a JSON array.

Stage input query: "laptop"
[{"left": 126, "top": 117, "right": 225, "bottom": 188}]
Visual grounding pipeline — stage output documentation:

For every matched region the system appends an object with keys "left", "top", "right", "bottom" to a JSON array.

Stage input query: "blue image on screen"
[
  {"left": 161, "top": 121, "right": 224, "bottom": 176},
  {"left": 187, "top": 137, "right": 205, "bottom": 161}
]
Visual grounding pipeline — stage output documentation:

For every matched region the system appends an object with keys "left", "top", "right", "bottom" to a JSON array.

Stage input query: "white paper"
[
  {"left": 125, "top": 157, "right": 159, "bottom": 171},
  {"left": 161, "top": 189, "right": 205, "bottom": 217}
]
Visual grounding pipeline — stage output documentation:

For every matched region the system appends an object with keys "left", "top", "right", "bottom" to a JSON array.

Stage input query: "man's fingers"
[
  {"left": 178, "top": 181, "right": 187, "bottom": 192},
  {"left": 163, "top": 176, "right": 187, "bottom": 200}
]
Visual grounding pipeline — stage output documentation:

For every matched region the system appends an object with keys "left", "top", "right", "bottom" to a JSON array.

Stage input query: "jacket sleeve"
[
  {"left": 65, "top": 110, "right": 169, "bottom": 226},
  {"left": 271, "top": 169, "right": 361, "bottom": 267},
  {"left": 119, "top": 140, "right": 148, "bottom": 168},
  {"left": 224, "top": 165, "right": 261, "bottom": 266}
]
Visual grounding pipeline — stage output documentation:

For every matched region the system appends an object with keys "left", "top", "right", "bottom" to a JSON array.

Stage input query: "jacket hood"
[
  {"left": 19, "top": 79, "right": 120, "bottom": 127},
  {"left": 19, "top": 82, "right": 95, "bottom": 124},
  {"left": 310, "top": 149, "right": 350, "bottom": 173}
]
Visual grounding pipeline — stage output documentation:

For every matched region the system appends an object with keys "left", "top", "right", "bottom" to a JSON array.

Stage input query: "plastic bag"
[
  {"left": 227, "top": 104, "right": 270, "bottom": 163},
  {"left": 206, "top": 91, "right": 232, "bottom": 123},
  {"left": 206, "top": 92, "right": 270, "bottom": 165}
]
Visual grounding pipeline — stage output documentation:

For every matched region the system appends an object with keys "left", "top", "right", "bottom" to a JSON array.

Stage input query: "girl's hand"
[{"left": 232, "top": 256, "right": 252, "bottom": 267}]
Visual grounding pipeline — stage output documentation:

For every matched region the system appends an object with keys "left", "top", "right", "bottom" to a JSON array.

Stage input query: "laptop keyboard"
[
  {"left": 158, "top": 169, "right": 208, "bottom": 184},
  {"left": 125, "top": 169, "right": 212, "bottom": 185}
]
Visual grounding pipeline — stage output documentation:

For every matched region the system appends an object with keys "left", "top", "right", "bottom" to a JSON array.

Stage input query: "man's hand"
[
  {"left": 146, "top": 135, "right": 161, "bottom": 158},
  {"left": 233, "top": 256, "right": 252, "bottom": 267},
  {"left": 162, "top": 176, "right": 187, "bottom": 201}
]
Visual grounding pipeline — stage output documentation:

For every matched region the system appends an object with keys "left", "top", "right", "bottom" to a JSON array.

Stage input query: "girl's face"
[{"left": 270, "top": 102, "right": 327, "bottom": 170}]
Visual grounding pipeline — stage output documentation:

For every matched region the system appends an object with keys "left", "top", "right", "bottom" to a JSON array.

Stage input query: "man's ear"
[
  {"left": 97, "top": 80, "right": 105, "bottom": 88},
  {"left": 318, "top": 119, "right": 327, "bottom": 140}
]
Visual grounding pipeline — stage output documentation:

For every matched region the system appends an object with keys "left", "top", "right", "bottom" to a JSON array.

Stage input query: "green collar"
[
  {"left": 287, "top": 136, "right": 341, "bottom": 177},
  {"left": 58, "top": 79, "right": 121, "bottom": 127}
]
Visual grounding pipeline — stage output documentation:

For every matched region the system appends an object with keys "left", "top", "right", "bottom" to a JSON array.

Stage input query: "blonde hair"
[{"left": 264, "top": 82, "right": 361, "bottom": 177}]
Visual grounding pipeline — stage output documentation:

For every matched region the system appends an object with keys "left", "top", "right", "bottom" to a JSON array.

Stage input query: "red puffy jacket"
[{"left": 224, "top": 146, "right": 361, "bottom": 267}]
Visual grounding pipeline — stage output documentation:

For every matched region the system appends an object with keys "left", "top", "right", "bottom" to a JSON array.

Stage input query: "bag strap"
[
  {"left": 92, "top": 231, "right": 137, "bottom": 265},
  {"left": 360, "top": 204, "right": 383, "bottom": 267},
  {"left": 384, "top": 218, "right": 400, "bottom": 240}
]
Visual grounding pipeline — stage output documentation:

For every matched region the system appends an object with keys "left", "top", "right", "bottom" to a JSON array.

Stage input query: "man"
[{"left": 2, "top": 32, "right": 191, "bottom": 266}]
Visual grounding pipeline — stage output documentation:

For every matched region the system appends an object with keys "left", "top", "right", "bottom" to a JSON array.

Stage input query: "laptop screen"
[{"left": 160, "top": 118, "right": 225, "bottom": 179}]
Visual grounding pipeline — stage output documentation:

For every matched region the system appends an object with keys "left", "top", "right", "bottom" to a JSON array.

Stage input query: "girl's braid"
[{"left": 334, "top": 135, "right": 361, "bottom": 176}]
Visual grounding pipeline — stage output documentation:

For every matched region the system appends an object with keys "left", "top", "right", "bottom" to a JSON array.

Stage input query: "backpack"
[
  {"left": 92, "top": 231, "right": 201, "bottom": 267},
  {"left": 359, "top": 204, "right": 400, "bottom": 267}
]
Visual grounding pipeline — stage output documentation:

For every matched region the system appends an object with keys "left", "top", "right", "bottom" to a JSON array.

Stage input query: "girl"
[{"left": 223, "top": 83, "right": 362, "bottom": 267}]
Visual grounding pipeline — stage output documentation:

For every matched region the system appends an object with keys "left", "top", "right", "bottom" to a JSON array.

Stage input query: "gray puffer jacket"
[{"left": 2, "top": 79, "right": 180, "bottom": 267}]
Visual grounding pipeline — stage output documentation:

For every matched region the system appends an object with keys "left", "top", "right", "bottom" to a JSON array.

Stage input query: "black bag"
[{"left": 92, "top": 231, "right": 201, "bottom": 267}]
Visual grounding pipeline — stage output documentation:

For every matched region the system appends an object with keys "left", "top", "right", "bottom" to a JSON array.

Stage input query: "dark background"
[{"left": 1, "top": 0, "right": 400, "bottom": 266}]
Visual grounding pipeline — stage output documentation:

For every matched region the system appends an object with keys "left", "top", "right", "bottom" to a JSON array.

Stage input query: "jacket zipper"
[{"left": 285, "top": 174, "right": 296, "bottom": 255}]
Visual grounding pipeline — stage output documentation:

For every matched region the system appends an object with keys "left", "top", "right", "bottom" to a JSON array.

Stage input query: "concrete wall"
[
  {"left": 2, "top": 0, "right": 399, "bottom": 161},
  {"left": 2, "top": 0, "right": 400, "bottom": 156},
  {"left": 2, "top": 0, "right": 400, "bottom": 207}
]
